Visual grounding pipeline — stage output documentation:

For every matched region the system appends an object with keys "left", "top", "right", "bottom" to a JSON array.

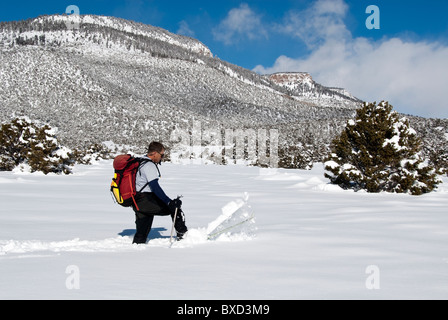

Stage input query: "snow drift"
[{"left": 1, "top": 161, "right": 448, "bottom": 299}]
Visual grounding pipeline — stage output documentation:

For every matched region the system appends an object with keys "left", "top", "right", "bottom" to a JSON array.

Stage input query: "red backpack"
[{"left": 110, "top": 155, "right": 149, "bottom": 211}]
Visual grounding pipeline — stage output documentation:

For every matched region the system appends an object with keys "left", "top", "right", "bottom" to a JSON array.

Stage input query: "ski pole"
[
  {"left": 170, "top": 196, "right": 182, "bottom": 244},
  {"left": 170, "top": 206, "right": 179, "bottom": 244}
]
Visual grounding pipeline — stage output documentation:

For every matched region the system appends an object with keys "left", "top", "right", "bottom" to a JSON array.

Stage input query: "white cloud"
[
  {"left": 213, "top": 3, "right": 268, "bottom": 45},
  {"left": 276, "top": 0, "right": 350, "bottom": 49},
  {"left": 254, "top": 0, "right": 448, "bottom": 118},
  {"left": 177, "top": 20, "right": 195, "bottom": 37}
]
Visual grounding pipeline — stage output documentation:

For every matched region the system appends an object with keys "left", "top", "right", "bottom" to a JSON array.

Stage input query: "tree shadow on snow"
[{"left": 118, "top": 227, "right": 168, "bottom": 240}]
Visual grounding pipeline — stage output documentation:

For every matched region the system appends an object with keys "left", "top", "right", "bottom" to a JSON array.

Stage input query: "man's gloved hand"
[{"left": 168, "top": 198, "right": 182, "bottom": 213}]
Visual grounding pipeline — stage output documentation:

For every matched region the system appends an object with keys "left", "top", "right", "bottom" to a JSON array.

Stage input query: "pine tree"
[
  {"left": 0, "top": 117, "right": 74, "bottom": 174},
  {"left": 324, "top": 101, "right": 440, "bottom": 195},
  {"left": 278, "top": 145, "right": 314, "bottom": 169},
  {"left": 427, "top": 138, "right": 448, "bottom": 177}
]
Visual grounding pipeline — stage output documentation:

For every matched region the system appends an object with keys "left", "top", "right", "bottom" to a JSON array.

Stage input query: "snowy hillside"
[
  {"left": 268, "top": 72, "right": 361, "bottom": 108},
  {"left": 0, "top": 15, "right": 360, "bottom": 155},
  {"left": 1, "top": 14, "right": 447, "bottom": 167},
  {"left": 3, "top": 14, "right": 213, "bottom": 57},
  {"left": 1, "top": 161, "right": 448, "bottom": 299}
]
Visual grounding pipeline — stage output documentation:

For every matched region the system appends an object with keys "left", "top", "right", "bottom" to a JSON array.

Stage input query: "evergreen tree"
[
  {"left": 278, "top": 145, "right": 314, "bottom": 169},
  {"left": 0, "top": 117, "right": 74, "bottom": 174},
  {"left": 72, "top": 143, "right": 111, "bottom": 165},
  {"left": 324, "top": 101, "right": 440, "bottom": 195}
]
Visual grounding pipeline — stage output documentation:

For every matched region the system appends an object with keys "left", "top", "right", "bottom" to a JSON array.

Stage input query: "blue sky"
[{"left": 1, "top": 0, "right": 448, "bottom": 118}]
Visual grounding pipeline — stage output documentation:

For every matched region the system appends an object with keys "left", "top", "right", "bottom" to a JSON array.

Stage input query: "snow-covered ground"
[{"left": 1, "top": 161, "right": 447, "bottom": 300}]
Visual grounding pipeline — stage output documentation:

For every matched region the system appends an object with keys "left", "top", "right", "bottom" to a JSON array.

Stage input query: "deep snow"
[{"left": 1, "top": 161, "right": 447, "bottom": 300}]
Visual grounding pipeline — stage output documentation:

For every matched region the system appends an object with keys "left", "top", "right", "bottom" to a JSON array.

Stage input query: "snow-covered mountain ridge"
[
  {"left": 2, "top": 14, "right": 212, "bottom": 57},
  {"left": 267, "top": 72, "right": 360, "bottom": 105},
  {"left": 0, "top": 15, "right": 446, "bottom": 166}
]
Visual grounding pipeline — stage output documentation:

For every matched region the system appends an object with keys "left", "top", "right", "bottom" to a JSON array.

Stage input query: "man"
[{"left": 132, "top": 141, "right": 187, "bottom": 244}]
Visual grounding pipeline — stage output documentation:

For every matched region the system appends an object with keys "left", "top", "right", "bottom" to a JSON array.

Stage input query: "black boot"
[{"left": 173, "top": 209, "right": 188, "bottom": 240}]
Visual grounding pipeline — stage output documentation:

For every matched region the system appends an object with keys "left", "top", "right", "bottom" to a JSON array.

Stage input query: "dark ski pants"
[{"left": 132, "top": 192, "right": 187, "bottom": 244}]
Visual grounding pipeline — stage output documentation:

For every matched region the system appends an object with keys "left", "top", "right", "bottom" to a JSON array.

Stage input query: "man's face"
[{"left": 150, "top": 148, "right": 165, "bottom": 164}]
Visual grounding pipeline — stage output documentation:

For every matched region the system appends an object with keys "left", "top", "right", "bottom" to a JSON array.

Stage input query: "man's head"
[{"left": 147, "top": 141, "right": 165, "bottom": 164}]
